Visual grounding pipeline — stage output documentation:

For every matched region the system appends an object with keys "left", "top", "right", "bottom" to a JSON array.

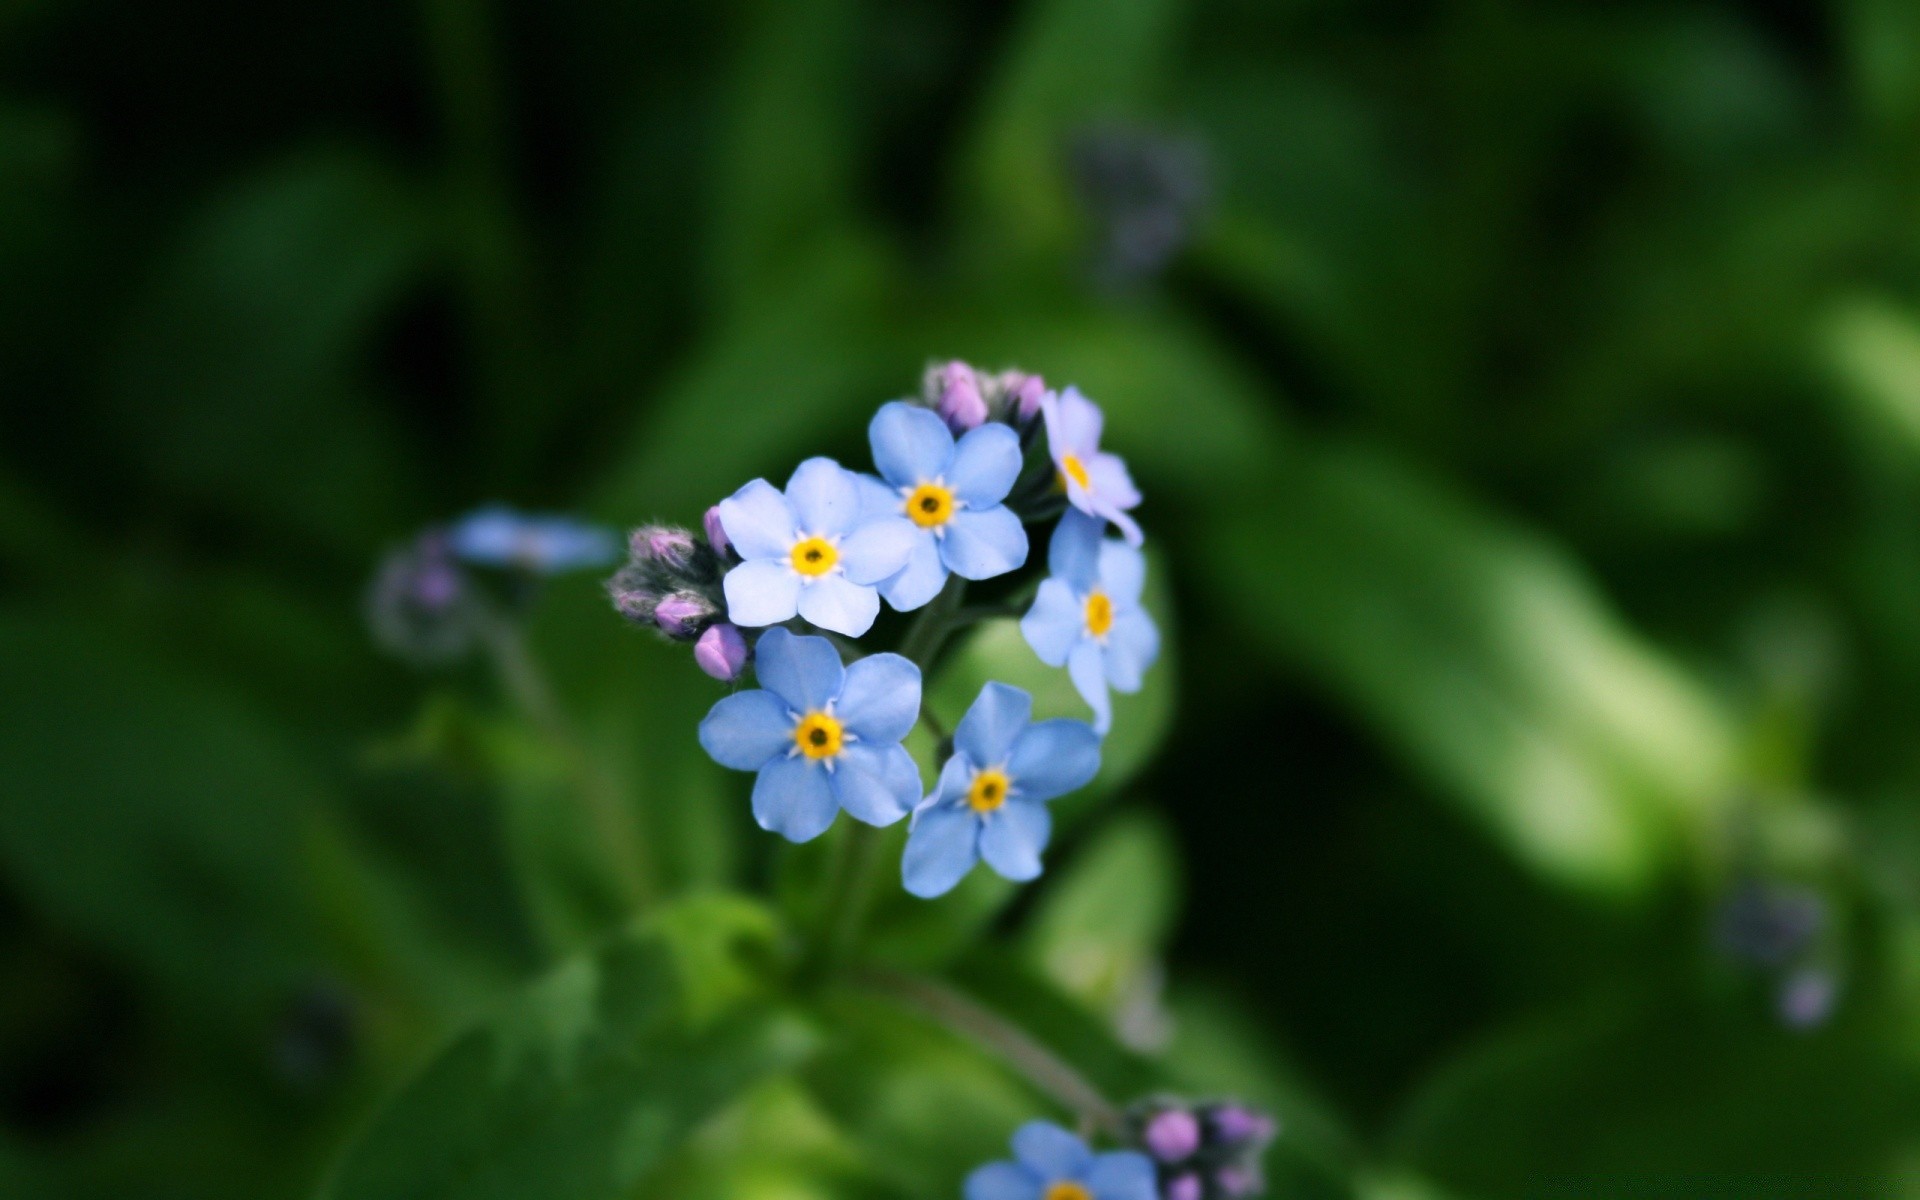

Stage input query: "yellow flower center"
[
  {"left": 790, "top": 536, "right": 838, "bottom": 577},
  {"left": 1044, "top": 1184, "right": 1092, "bottom": 1200},
  {"left": 966, "top": 767, "right": 1012, "bottom": 813},
  {"left": 792, "top": 711, "right": 844, "bottom": 760},
  {"left": 1084, "top": 590, "right": 1114, "bottom": 638},
  {"left": 1059, "top": 454, "right": 1092, "bottom": 491},
  {"left": 906, "top": 482, "right": 956, "bottom": 529}
]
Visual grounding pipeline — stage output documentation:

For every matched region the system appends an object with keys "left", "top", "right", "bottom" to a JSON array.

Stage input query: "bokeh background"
[{"left": 5, "top": 0, "right": 1920, "bottom": 1196}]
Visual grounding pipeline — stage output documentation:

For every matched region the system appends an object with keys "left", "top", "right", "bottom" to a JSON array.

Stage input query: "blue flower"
[
  {"left": 901, "top": 683, "right": 1100, "bottom": 898},
  {"left": 1041, "top": 386, "right": 1142, "bottom": 546},
  {"left": 448, "top": 506, "right": 619, "bottom": 574},
  {"left": 715, "top": 458, "right": 920, "bottom": 637},
  {"left": 858, "top": 402, "right": 1030, "bottom": 611},
  {"left": 1019, "top": 510, "right": 1159, "bottom": 735},
  {"left": 966, "top": 1121, "right": 1157, "bottom": 1200},
  {"left": 697, "top": 627, "right": 922, "bottom": 842}
]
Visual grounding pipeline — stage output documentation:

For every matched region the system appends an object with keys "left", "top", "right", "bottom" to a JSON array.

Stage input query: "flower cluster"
[
  {"left": 1713, "top": 878, "right": 1839, "bottom": 1030},
  {"left": 1124, "top": 1099, "right": 1278, "bottom": 1199},
  {"left": 610, "top": 362, "right": 1161, "bottom": 897}
]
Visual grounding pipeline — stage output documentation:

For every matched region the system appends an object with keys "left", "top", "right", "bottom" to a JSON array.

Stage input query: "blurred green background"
[{"left": 5, "top": 0, "right": 1920, "bottom": 1196}]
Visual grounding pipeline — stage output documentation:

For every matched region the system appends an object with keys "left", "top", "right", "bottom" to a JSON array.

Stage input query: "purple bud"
[
  {"left": 1206, "top": 1104, "right": 1277, "bottom": 1148},
  {"left": 1164, "top": 1173, "right": 1203, "bottom": 1200},
  {"left": 609, "top": 582, "right": 658, "bottom": 623},
  {"left": 630, "top": 524, "right": 695, "bottom": 569},
  {"left": 1143, "top": 1109, "right": 1202, "bottom": 1162},
  {"left": 934, "top": 360, "right": 987, "bottom": 432},
  {"left": 653, "top": 592, "right": 715, "bottom": 640},
  {"left": 694, "top": 623, "right": 749, "bottom": 681},
  {"left": 1778, "top": 967, "right": 1837, "bottom": 1030},
  {"left": 703, "top": 506, "right": 730, "bottom": 557},
  {"left": 1213, "top": 1166, "right": 1260, "bottom": 1198},
  {"left": 1003, "top": 371, "right": 1047, "bottom": 421}
]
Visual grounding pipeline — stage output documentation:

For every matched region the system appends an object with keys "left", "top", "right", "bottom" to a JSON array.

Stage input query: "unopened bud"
[
  {"left": 654, "top": 592, "right": 716, "bottom": 640},
  {"left": 1002, "top": 370, "right": 1047, "bottom": 421},
  {"left": 932, "top": 360, "right": 987, "bottom": 432},
  {"left": 632, "top": 524, "right": 695, "bottom": 569},
  {"left": 1143, "top": 1109, "right": 1201, "bottom": 1162},
  {"left": 1164, "top": 1174, "right": 1202, "bottom": 1200},
  {"left": 1206, "top": 1104, "right": 1277, "bottom": 1148},
  {"left": 694, "top": 622, "right": 750, "bottom": 681},
  {"left": 703, "top": 505, "right": 730, "bottom": 557}
]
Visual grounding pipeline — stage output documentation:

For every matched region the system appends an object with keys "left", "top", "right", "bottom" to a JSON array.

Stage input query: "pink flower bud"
[
  {"left": 1166, "top": 1174, "right": 1203, "bottom": 1200},
  {"left": 1002, "top": 370, "right": 1047, "bottom": 421},
  {"left": 934, "top": 360, "right": 987, "bottom": 432},
  {"left": 703, "top": 505, "right": 730, "bottom": 556},
  {"left": 1143, "top": 1108, "right": 1201, "bottom": 1161},
  {"left": 693, "top": 622, "right": 749, "bottom": 681},
  {"left": 653, "top": 592, "right": 715, "bottom": 640}
]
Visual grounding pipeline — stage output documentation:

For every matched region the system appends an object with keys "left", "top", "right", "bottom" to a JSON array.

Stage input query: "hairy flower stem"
[
  {"left": 856, "top": 965, "right": 1123, "bottom": 1136},
  {"left": 479, "top": 611, "right": 657, "bottom": 915}
]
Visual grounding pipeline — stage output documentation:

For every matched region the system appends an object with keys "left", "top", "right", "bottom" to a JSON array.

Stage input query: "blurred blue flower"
[
  {"left": 365, "top": 531, "right": 479, "bottom": 664},
  {"left": 966, "top": 1121, "right": 1157, "bottom": 1200},
  {"left": 859, "top": 401, "right": 1030, "bottom": 611},
  {"left": 1020, "top": 510, "right": 1159, "bottom": 734},
  {"left": 901, "top": 683, "right": 1099, "bottom": 898},
  {"left": 697, "top": 627, "right": 921, "bottom": 842},
  {"left": 1042, "top": 386, "right": 1142, "bottom": 546},
  {"left": 715, "top": 458, "right": 919, "bottom": 637},
  {"left": 448, "top": 506, "right": 619, "bottom": 574}
]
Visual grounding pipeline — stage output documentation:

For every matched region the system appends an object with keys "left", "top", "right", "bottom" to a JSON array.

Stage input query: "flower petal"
[
  {"left": 786, "top": 457, "right": 860, "bottom": 536},
  {"left": 1097, "top": 539, "right": 1147, "bottom": 607},
  {"left": 869, "top": 401, "right": 955, "bottom": 487},
  {"left": 979, "top": 798, "right": 1049, "bottom": 882},
  {"left": 1085, "top": 451, "right": 1141, "bottom": 510},
  {"left": 1096, "top": 501, "right": 1144, "bottom": 548},
  {"left": 853, "top": 472, "right": 904, "bottom": 522},
  {"left": 1047, "top": 509, "right": 1104, "bottom": 589},
  {"left": 796, "top": 572, "right": 881, "bottom": 637},
  {"left": 941, "top": 506, "right": 1028, "bottom": 580},
  {"left": 723, "top": 559, "right": 802, "bottom": 627},
  {"left": 1020, "top": 579, "right": 1084, "bottom": 668},
  {"left": 837, "top": 652, "right": 921, "bottom": 744},
  {"left": 946, "top": 422, "right": 1023, "bottom": 508},
  {"left": 1067, "top": 637, "right": 1112, "bottom": 734},
  {"left": 954, "top": 681, "right": 1031, "bottom": 766},
  {"left": 1103, "top": 609, "right": 1159, "bottom": 693},
  {"left": 1086, "top": 1152, "right": 1159, "bottom": 1200},
  {"left": 752, "top": 627, "right": 844, "bottom": 712},
  {"left": 839, "top": 515, "right": 920, "bottom": 585},
  {"left": 925, "top": 751, "right": 973, "bottom": 807},
  {"left": 696, "top": 689, "right": 793, "bottom": 771},
  {"left": 716, "top": 479, "right": 798, "bottom": 561},
  {"left": 964, "top": 1161, "right": 1043, "bottom": 1200},
  {"left": 832, "top": 742, "right": 918, "bottom": 826},
  {"left": 1011, "top": 1121, "right": 1094, "bottom": 1180},
  {"left": 1007, "top": 719, "right": 1102, "bottom": 801},
  {"left": 751, "top": 756, "right": 839, "bottom": 843},
  {"left": 878, "top": 532, "right": 948, "bottom": 611},
  {"left": 1042, "top": 387, "right": 1102, "bottom": 458},
  {"left": 901, "top": 801, "right": 979, "bottom": 898}
]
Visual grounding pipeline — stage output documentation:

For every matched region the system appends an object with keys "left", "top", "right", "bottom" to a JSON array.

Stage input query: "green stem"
[{"left": 856, "top": 966, "right": 1123, "bottom": 1133}]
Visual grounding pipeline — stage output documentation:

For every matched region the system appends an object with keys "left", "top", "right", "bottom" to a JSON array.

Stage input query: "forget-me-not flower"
[
  {"left": 1041, "top": 386, "right": 1142, "bottom": 546},
  {"left": 901, "top": 683, "right": 1100, "bottom": 898},
  {"left": 1020, "top": 510, "right": 1158, "bottom": 735},
  {"left": 698, "top": 628, "right": 922, "bottom": 842},
  {"left": 966, "top": 1121, "right": 1157, "bottom": 1200},
  {"left": 715, "top": 457, "right": 919, "bottom": 637},
  {"left": 449, "top": 506, "right": 619, "bottom": 574},
  {"left": 857, "top": 402, "right": 1030, "bottom": 611}
]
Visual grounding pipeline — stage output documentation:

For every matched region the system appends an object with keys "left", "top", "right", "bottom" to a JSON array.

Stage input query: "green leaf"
[
  {"left": 321, "top": 895, "right": 815, "bottom": 1200},
  {"left": 1022, "top": 811, "right": 1180, "bottom": 1021}
]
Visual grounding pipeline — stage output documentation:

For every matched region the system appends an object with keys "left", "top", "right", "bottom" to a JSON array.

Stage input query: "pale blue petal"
[
  {"left": 447, "top": 507, "right": 521, "bottom": 564},
  {"left": 853, "top": 472, "right": 904, "bottom": 522},
  {"left": 752, "top": 627, "right": 844, "bottom": 712},
  {"left": 697, "top": 690, "right": 793, "bottom": 771},
  {"left": 716, "top": 479, "right": 798, "bottom": 561},
  {"left": 942, "top": 506, "right": 1028, "bottom": 581},
  {"left": 979, "top": 798, "right": 1049, "bottom": 882},
  {"left": 1047, "top": 509, "right": 1104, "bottom": 589},
  {"left": 878, "top": 532, "right": 948, "bottom": 611},
  {"left": 832, "top": 742, "right": 918, "bottom": 826},
  {"left": 927, "top": 751, "right": 973, "bottom": 806},
  {"left": 954, "top": 681, "right": 1031, "bottom": 765},
  {"left": 901, "top": 802, "right": 979, "bottom": 898},
  {"left": 796, "top": 572, "right": 880, "bottom": 637},
  {"left": 1103, "top": 609, "right": 1159, "bottom": 693},
  {"left": 965, "top": 1161, "right": 1043, "bottom": 1200},
  {"left": 1042, "top": 388, "right": 1102, "bottom": 458},
  {"left": 946, "top": 422, "right": 1023, "bottom": 507},
  {"left": 870, "top": 401, "right": 955, "bottom": 486},
  {"left": 839, "top": 515, "right": 920, "bottom": 585},
  {"left": 1095, "top": 501, "right": 1143, "bottom": 548},
  {"left": 1086, "top": 1152, "right": 1159, "bottom": 1200},
  {"left": 836, "top": 652, "right": 921, "bottom": 744},
  {"left": 786, "top": 457, "right": 860, "bottom": 537},
  {"left": 1011, "top": 1122, "right": 1094, "bottom": 1179},
  {"left": 1021, "top": 579, "right": 1084, "bottom": 667},
  {"left": 751, "top": 756, "right": 839, "bottom": 843},
  {"left": 1086, "top": 451, "right": 1141, "bottom": 510},
  {"left": 723, "top": 560, "right": 802, "bottom": 627},
  {"left": 1067, "top": 638, "right": 1112, "bottom": 734},
  {"left": 1007, "top": 719, "right": 1101, "bottom": 801},
  {"left": 526, "top": 518, "right": 618, "bottom": 572},
  {"left": 1097, "top": 539, "right": 1147, "bottom": 607}
]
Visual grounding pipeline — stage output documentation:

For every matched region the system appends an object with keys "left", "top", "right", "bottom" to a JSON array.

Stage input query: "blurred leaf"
[
  {"left": 1208, "top": 447, "right": 1737, "bottom": 893},
  {"left": 321, "top": 894, "right": 815, "bottom": 1200},
  {"left": 1827, "top": 295, "right": 1920, "bottom": 463},
  {"left": 1022, "top": 810, "right": 1179, "bottom": 1023}
]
